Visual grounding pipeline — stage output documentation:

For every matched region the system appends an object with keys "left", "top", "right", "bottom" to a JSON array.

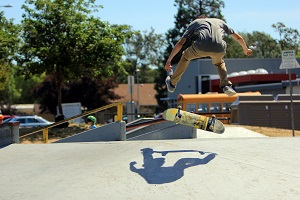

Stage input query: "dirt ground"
[
  {"left": 19, "top": 123, "right": 299, "bottom": 144},
  {"left": 19, "top": 124, "right": 89, "bottom": 144},
  {"left": 225, "top": 124, "right": 300, "bottom": 137}
]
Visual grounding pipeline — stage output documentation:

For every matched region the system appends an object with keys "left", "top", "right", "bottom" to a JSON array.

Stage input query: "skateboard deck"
[{"left": 163, "top": 107, "right": 225, "bottom": 134}]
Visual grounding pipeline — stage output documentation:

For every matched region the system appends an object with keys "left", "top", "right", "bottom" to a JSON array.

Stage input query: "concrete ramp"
[
  {"left": 55, "top": 120, "right": 197, "bottom": 142},
  {"left": 127, "top": 121, "right": 196, "bottom": 140},
  {"left": 55, "top": 121, "right": 126, "bottom": 143},
  {"left": 1, "top": 137, "right": 300, "bottom": 199}
]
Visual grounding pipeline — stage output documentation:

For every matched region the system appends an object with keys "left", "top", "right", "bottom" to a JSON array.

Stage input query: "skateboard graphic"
[{"left": 163, "top": 106, "right": 225, "bottom": 134}]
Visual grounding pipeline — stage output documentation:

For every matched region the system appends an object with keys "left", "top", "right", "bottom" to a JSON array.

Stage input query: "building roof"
[
  {"left": 112, "top": 84, "right": 157, "bottom": 106},
  {"left": 210, "top": 73, "right": 297, "bottom": 92},
  {"left": 178, "top": 92, "right": 261, "bottom": 102}
]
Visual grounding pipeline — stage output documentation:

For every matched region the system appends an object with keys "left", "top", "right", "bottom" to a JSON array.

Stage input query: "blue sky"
[{"left": 1, "top": 0, "right": 300, "bottom": 39}]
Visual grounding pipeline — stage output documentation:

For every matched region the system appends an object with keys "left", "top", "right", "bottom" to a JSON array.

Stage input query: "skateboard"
[{"left": 163, "top": 106, "right": 225, "bottom": 134}]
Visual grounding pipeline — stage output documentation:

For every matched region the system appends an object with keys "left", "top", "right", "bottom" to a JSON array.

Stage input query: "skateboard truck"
[
  {"left": 206, "top": 115, "right": 216, "bottom": 131},
  {"left": 176, "top": 105, "right": 182, "bottom": 119}
]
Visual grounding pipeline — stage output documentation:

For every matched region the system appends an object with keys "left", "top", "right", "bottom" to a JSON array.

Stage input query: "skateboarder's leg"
[
  {"left": 211, "top": 52, "right": 232, "bottom": 87},
  {"left": 170, "top": 44, "right": 203, "bottom": 86},
  {"left": 211, "top": 52, "right": 236, "bottom": 96}
]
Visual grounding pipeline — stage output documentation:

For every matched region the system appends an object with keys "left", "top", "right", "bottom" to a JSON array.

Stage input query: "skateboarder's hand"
[
  {"left": 165, "top": 61, "right": 172, "bottom": 72},
  {"left": 130, "top": 161, "right": 137, "bottom": 166},
  {"left": 244, "top": 48, "right": 253, "bottom": 56}
]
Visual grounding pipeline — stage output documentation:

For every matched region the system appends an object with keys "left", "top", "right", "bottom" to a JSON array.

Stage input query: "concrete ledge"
[
  {"left": 55, "top": 121, "right": 126, "bottom": 143},
  {"left": 127, "top": 121, "right": 197, "bottom": 140},
  {"left": 0, "top": 122, "right": 20, "bottom": 147}
]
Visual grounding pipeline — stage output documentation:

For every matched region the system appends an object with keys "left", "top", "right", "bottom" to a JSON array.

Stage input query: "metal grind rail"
[
  {"left": 126, "top": 118, "right": 165, "bottom": 131},
  {"left": 126, "top": 123, "right": 179, "bottom": 140},
  {"left": 19, "top": 102, "right": 124, "bottom": 143}
]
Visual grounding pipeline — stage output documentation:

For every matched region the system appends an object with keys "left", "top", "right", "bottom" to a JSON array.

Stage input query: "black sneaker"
[{"left": 165, "top": 76, "right": 176, "bottom": 93}]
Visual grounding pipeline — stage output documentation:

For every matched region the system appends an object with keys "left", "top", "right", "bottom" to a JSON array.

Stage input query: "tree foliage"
[
  {"left": 17, "top": 0, "right": 132, "bottom": 114},
  {"left": 223, "top": 32, "right": 248, "bottom": 58},
  {"left": 14, "top": 74, "right": 46, "bottom": 103},
  {"left": 33, "top": 75, "right": 120, "bottom": 114},
  {"left": 272, "top": 22, "right": 300, "bottom": 53},
  {"left": 0, "top": 12, "right": 20, "bottom": 91},
  {"left": 0, "top": 67, "right": 20, "bottom": 107},
  {"left": 64, "top": 77, "right": 120, "bottom": 110},
  {"left": 247, "top": 31, "right": 281, "bottom": 58},
  {"left": 225, "top": 31, "right": 281, "bottom": 58},
  {"left": 120, "top": 28, "right": 166, "bottom": 83},
  {"left": 0, "top": 12, "right": 21, "bottom": 111},
  {"left": 153, "top": 65, "right": 168, "bottom": 113}
]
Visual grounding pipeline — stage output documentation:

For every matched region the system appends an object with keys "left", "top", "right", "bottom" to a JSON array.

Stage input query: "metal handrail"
[{"left": 19, "top": 102, "right": 124, "bottom": 143}]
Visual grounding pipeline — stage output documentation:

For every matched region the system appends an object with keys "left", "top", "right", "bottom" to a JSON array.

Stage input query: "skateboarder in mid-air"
[{"left": 165, "top": 15, "right": 253, "bottom": 96}]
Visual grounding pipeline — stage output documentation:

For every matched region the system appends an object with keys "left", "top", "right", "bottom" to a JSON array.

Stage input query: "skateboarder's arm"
[
  {"left": 130, "top": 161, "right": 139, "bottom": 172},
  {"left": 230, "top": 33, "right": 253, "bottom": 56},
  {"left": 165, "top": 38, "right": 187, "bottom": 71}
]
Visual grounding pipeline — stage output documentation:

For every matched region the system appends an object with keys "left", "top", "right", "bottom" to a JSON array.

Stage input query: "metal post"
[
  {"left": 12, "top": 122, "right": 20, "bottom": 143},
  {"left": 288, "top": 70, "right": 295, "bottom": 137},
  {"left": 115, "top": 103, "right": 123, "bottom": 122},
  {"left": 279, "top": 50, "right": 299, "bottom": 136},
  {"left": 128, "top": 75, "right": 135, "bottom": 122},
  {"left": 136, "top": 69, "right": 140, "bottom": 115},
  {"left": 43, "top": 128, "right": 49, "bottom": 143}
]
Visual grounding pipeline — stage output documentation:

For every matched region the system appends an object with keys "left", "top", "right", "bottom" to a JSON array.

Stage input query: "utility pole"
[{"left": 136, "top": 69, "right": 140, "bottom": 116}]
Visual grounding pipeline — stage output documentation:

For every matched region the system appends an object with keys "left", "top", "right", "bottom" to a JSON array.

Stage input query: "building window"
[
  {"left": 210, "top": 103, "right": 221, "bottom": 113},
  {"left": 198, "top": 103, "right": 208, "bottom": 113},
  {"left": 222, "top": 102, "right": 232, "bottom": 112},
  {"left": 186, "top": 103, "right": 196, "bottom": 113}
]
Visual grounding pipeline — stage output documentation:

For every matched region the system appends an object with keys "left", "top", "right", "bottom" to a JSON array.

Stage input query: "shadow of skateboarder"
[{"left": 130, "top": 148, "right": 217, "bottom": 184}]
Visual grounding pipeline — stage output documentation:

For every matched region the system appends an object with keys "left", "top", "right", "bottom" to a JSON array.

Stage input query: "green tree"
[
  {"left": 17, "top": 0, "right": 132, "bottom": 115},
  {"left": 65, "top": 76, "right": 121, "bottom": 110},
  {"left": 33, "top": 75, "right": 120, "bottom": 114},
  {"left": 224, "top": 32, "right": 248, "bottom": 58},
  {"left": 272, "top": 22, "right": 300, "bottom": 53},
  {"left": 225, "top": 31, "right": 281, "bottom": 58},
  {"left": 247, "top": 31, "right": 281, "bottom": 58},
  {"left": 154, "top": 65, "right": 168, "bottom": 113},
  {"left": 14, "top": 74, "right": 45, "bottom": 103},
  {"left": 120, "top": 28, "right": 166, "bottom": 83},
  {"left": 0, "top": 67, "right": 20, "bottom": 106},
  {"left": 32, "top": 74, "right": 60, "bottom": 114},
  {"left": 0, "top": 13, "right": 43, "bottom": 107},
  {"left": 0, "top": 12, "right": 20, "bottom": 89},
  {"left": 0, "top": 12, "right": 21, "bottom": 110}
]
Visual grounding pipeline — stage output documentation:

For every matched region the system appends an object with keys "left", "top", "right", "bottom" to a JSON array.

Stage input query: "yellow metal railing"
[{"left": 19, "top": 102, "right": 124, "bottom": 143}]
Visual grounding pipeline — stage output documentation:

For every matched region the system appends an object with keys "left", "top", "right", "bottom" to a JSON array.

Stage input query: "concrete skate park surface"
[{"left": 1, "top": 127, "right": 300, "bottom": 200}]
